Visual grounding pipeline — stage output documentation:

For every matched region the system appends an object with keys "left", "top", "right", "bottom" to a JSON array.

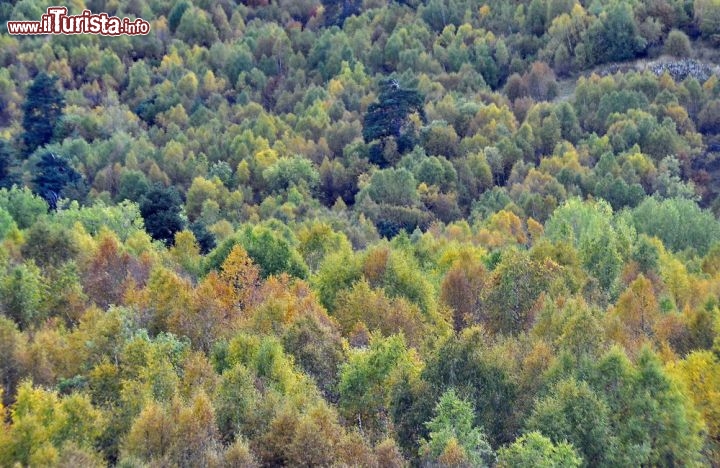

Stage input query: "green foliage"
[
  {"left": 1, "top": 1, "right": 720, "bottom": 466},
  {"left": 630, "top": 197, "right": 720, "bottom": 254},
  {"left": 695, "top": 0, "right": 720, "bottom": 38},
  {"left": 528, "top": 378, "right": 616, "bottom": 467},
  {"left": 55, "top": 200, "right": 145, "bottom": 241},
  {"left": 362, "top": 80, "right": 426, "bottom": 163},
  {"left": 339, "top": 334, "right": 419, "bottom": 436},
  {"left": 590, "top": 347, "right": 704, "bottom": 466},
  {"left": 117, "top": 169, "right": 150, "bottom": 203},
  {"left": 312, "top": 247, "right": 363, "bottom": 311},
  {"left": 140, "top": 185, "right": 185, "bottom": 246},
  {"left": 545, "top": 198, "right": 625, "bottom": 293},
  {"left": 0, "top": 382, "right": 104, "bottom": 466},
  {"left": 32, "top": 152, "right": 83, "bottom": 211},
  {"left": 486, "top": 248, "right": 558, "bottom": 333},
  {"left": 664, "top": 29, "right": 692, "bottom": 57},
  {"left": 262, "top": 155, "right": 319, "bottom": 194},
  {"left": 168, "top": 0, "right": 191, "bottom": 33},
  {"left": 0, "top": 139, "right": 19, "bottom": 188},
  {"left": 176, "top": 7, "right": 218, "bottom": 47},
  {"left": 420, "top": 328, "right": 518, "bottom": 447},
  {"left": 587, "top": 3, "right": 646, "bottom": 64},
  {"left": 0, "top": 261, "right": 47, "bottom": 329},
  {"left": 497, "top": 431, "right": 582, "bottom": 468},
  {"left": 419, "top": 388, "right": 495, "bottom": 466},
  {"left": 22, "top": 73, "right": 64, "bottom": 155},
  {"left": 214, "top": 363, "right": 260, "bottom": 442},
  {"left": 365, "top": 167, "right": 418, "bottom": 206},
  {"left": 0, "top": 207, "right": 17, "bottom": 241},
  {"left": 205, "top": 225, "right": 309, "bottom": 279},
  {"left": 21, "top": 219, "right": 79, "bottom": 268},
  {"left": 321, "top": 0, "right": 362, "bottom": 26}
]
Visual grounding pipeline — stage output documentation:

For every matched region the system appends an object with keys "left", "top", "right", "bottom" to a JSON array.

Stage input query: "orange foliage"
[
  {"left": 362, "top": 246, "right": 390, "bottom": 286},
  {"left": 82, "top": 233, "right": 150, "bottom": 309},
  {"left": 440, "top": 259, "right": 487, "bottom": 331}
]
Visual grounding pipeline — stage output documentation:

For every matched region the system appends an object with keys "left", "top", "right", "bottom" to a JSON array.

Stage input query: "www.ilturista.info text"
[{"left": 7, "top": 7, "right": 150, "bottom": 35}]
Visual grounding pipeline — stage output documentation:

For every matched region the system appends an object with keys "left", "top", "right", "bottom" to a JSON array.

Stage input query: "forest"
[{"left": 1, "top": 0, "right": 720, "bottom": 466}]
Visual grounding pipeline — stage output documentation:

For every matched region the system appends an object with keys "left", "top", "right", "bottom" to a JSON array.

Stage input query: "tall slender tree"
[{"left": 22, "top": 73, "right": 64, "bottom": 156}]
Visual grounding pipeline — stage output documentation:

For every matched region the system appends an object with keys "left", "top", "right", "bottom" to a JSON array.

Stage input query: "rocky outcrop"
[
  {"left": 648, "top": 59, "right": 716, "bottom": 82},
  {"left": 594, "top": 58, "right": 719, "bottom": 83}
]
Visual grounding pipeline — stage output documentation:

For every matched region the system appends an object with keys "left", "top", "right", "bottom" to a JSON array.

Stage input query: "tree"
[
  {"left": 222, "top": 437, "right": 260, "bottom": 468},
  {"left": 82, "top": 231, "right": 147, "bottom": 309},
  {"left": 122, "top": 402, "right": 174, "bottom": 463},
  {"left": 545, "top": 198, "right": 624, "bottom": 293},
  {"left": 0, "top": 317, "right": 24, "bottom": 407},
  {"left": 362, "top": 79, "right": 426, "bottom": 165},
  {"left": 321, "top": 0, "right": 362, "bottom": 26},
  {"left": 334, "top": 279, "right": 426, "bottom": 347},
  {"left": 497, "top": 432, "right": 582, "bottom": 468},
  {"left": 32, "top": 152, "right": 82, "bottom": 210},
  {"left": 0, "top": 262, "right": 47, "bottom": 329},
  {"left": 441, "top": 259, "right": 488, "bottom": 331},
  {"left": 588, "top": 347, "right": 705, "bottom": 466},
  {"left": 338, "top": 334, "right": 420, "bottom": 438},
  {"left": 527, "top": 378, "right": 617, "bottom": 467},
  {"left": 168, "top": 0, "right": 191, "bottom": 32},
  {"left": 525, "top": 62, "right": 559, "bottom": 101},
  {"left": 140, "top": 184, "right": 185, "bottom": 245},
  {"left": 262, "top": 156, "right": 319, "bottom": 195},
  {"left": 213, "top": 224, "right": 309, "bottom": 279},
  {"left": 218, "top": 244, "right": 260, "bottom": 312},
  {"left": 22, "top": 72, "right": 64, "bottom": 155},
  {"left": 1, "top": 383, "right": 105, "bottom": 466},
  {"left": 695, "top": 0, "right": 720, "bottom": 39},
  {"left": 21, "top": 219, "right": 79, "bottom": 268},
  {"left": 485, "top": 249, "right": 558, "bottom": 334},
  {"left": 664, "top": 29, "right": 692, "bottom": 57},
  {"left": 281, "top": 307, "right": 346, "bottom": 399},
  {"left": 667, "top": 351, "right": 720, "bottom": 461},
  {"left": 0, "top": 139, "right": 19, "bottom": 188},
  {"left": 297, "top": 221, "right": 352, "bottom": 273},
  {"left": 364, "top": 168, "right": 418, "bottom": 206},
  {"left": 607, "top": 275, "right": 659, "bottom": 353},
  {"left": 189, "top": 221, "right": 215, "bottom": 254},
  {"left": 630, "top": 197, "right": 720, "bottom": 255},
  {"left": 176, "top": 8, "right": 219, "bottom": 48},
  {"left": 527, "top": 0, "right": 548, "bottom": 35},
  {"left": 213, "top": 364, "right": 260, "bottom": 443},
  {"left": 587, "top": 3, "right": 646, "bottom": 64},
  {"left": 420, "top": 328, "right": 519, "bottom": 447},
  {"left": 419, "top": 389, "right": 496, "bottom": 467},
  {"left": 698, "top": 99, "right": 720, "bottom": 134}
]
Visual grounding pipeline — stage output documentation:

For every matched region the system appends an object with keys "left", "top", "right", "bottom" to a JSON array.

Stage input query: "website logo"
[{"left": 7, "top": 7, "right": 150, "bottom": 36}]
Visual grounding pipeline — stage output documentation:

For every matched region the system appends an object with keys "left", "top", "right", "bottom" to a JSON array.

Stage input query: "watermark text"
[{"left": 7, "top": 7, "right": 150, "bottom": 36}]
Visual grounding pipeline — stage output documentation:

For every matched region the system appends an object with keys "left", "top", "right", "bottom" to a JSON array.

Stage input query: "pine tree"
[
  {"left": 140, "top": 184, "right": 186, "bottom": 246},
  {"left": 32, "top": 152, "right": 82, "bottom": 210},
  {"left": 22, "top": 73, "right": 64, "bottom": 155},
  {"left": 362, "top": 79, "right": 426, "bottom": 166},
  {"left": 0, "top": 139, "right": 19, "bottom": 188}
]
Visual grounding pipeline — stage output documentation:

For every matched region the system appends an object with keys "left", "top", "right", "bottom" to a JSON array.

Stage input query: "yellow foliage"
[
  {"left": 667, "top": 351, "right": 720, "bottom": 462},
  {"left": 437, "top": 437, "right": 469, "bottom": 467},
  {"left": 607, "top": 274, "right": 659, "bottom": 356},
  {"left": 160, "top": 49, "right": 183, "bottom": 73}
]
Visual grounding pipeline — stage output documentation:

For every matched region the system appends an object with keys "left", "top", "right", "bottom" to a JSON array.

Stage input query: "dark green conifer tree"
[{"left": 22, "top": 73, "right": 64, "bottom": 156}]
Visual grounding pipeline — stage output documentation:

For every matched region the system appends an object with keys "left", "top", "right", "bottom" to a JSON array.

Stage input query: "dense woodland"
[{"left": 2, "top": 0, "right": 720, "bottom": 466}]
